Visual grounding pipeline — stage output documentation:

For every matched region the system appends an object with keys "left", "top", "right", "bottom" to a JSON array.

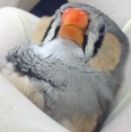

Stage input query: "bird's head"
[{"left": 33, "top": 3, "right": 128, "bottom": 72}]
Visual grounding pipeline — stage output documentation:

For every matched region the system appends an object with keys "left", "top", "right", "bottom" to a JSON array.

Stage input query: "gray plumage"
[{"left": 0, "top": 2, "right": 129, "bottom": 132}]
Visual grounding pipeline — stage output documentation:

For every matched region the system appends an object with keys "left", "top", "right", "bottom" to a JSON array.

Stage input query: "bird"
[{"left": 0, "top": 2, "right": 129, "bottom": 132}]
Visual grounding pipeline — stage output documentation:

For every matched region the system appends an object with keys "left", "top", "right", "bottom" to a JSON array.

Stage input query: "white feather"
[{"left": 33, "top": 38, "right": 86, "bottom": 63}]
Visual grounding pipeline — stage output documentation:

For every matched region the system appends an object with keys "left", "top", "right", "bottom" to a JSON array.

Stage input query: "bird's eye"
[{"left": 60, "top": 10, "right": 64, "bottom": 15}]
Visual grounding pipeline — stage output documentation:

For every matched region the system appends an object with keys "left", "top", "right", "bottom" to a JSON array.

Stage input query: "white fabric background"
[{"left": 0, "top": 0, "right": 39, "bottom": 11}]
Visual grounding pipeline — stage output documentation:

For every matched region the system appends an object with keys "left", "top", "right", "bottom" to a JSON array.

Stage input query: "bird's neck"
[{"left": 39, "top": 38, "right": 85, "bottom": 64}]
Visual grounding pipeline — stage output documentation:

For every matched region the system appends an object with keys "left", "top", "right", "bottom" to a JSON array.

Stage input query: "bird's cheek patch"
[{"left": 88, "top": 33, "right": 121, "bottom": 72}]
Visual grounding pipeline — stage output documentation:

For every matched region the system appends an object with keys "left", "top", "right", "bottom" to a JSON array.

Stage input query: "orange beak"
[{"left": 58, "top": 8, "right": 89, "bottom": 48}]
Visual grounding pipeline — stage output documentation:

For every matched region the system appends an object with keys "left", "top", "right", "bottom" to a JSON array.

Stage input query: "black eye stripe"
[
  {"left": 41, "top": 19, "right": 60, "bottom": 43},
  {"left": 51, "top": 26, "right": 60, "bottom": 40},
  {"left": 93, "top": 34, "right": 105, "bottom": 56},
  {"left": 93, "top": 25, "right": 105, "bottom": 56},
  {"left": 99, "top": 25, "right": 105, "bottom": 34},
  {"left": 41, "top": 19, "right": 55, "bottom": 42},
  {"left": 83, "top": 35, "right": 88, "bottom": 52}
]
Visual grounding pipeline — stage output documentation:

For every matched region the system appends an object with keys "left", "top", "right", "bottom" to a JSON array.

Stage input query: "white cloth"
[
  {"left": 0, "top": 7, "right": 39, "bottom": 56},
  {"left": 0, "top": 0, "right": 40, "bottom": 11}
]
